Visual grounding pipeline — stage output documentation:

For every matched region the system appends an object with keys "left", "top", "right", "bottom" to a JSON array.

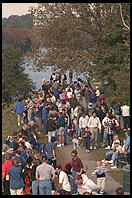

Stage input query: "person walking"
[
  {"left": 35, "top": 156, "right": 56, "bottom": 195},
  {"left": 12, "top": 98, "right": 24, "bottom": 126},
  {"left": 70, "top": 150, "right": 84, "bottom": 194}
]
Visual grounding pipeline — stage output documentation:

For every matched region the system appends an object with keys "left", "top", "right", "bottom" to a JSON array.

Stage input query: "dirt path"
[{"left": 56, "top": 142, "right": 124, "bottom": 195}]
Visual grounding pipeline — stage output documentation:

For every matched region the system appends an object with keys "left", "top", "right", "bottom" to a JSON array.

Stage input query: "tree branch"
[{"left": 119, "top": 4, "right": 130, "bottom": 30}]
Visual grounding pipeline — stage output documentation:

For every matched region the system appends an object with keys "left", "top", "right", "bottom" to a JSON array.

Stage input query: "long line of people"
[{"left": 2, "top": 72, "right": 130, "bottom": 195}]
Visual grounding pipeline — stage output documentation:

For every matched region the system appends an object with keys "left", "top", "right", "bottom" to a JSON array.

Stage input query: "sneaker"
[
  {"left": 105, "top": 146, "right": 110, "bottom": 150},
  {"left": 18, "top": 122, "right": 20, "bottom": 126},
  {"left": 101, "top": 159, "right": 105, "bottom": 163},
  {"left": 92, "top": 172, "right": 95, "bottom": 175},
  {"left": 107, "top": 160, "right": 113, "bottom": 164},
  {"left": 94, "top": 147, "right": 97, "bottom": 150},
  {"left": 2, "top": 151, "right": 5, "bottom": 155},
  {"left": 101, "top": 144, "right": 105, "bottom": 148},
  {"left": 86, "top": 149, "right": 88, "bottom": 152},
  {"left": 111, "top": 166, "right": 117, "bottom": 169},
  {"left": 57, "top": 144, "right": 61, "bottom": 148},
  {"left": 38, "top": 132, "right": 41, "bottom": 134},
  {"left": 90, "top": 146, "right": 93, "bottom": 150},
  {"left": 62, "top": 143, "right": 64, "bottom": 147},
  {"left": 87, "top": 150, "right": 90, "bottom": 153}
]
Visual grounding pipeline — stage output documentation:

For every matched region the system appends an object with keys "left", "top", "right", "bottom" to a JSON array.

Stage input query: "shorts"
[{"left": 58, "top": 127, "right": 64, "bottom": 135}]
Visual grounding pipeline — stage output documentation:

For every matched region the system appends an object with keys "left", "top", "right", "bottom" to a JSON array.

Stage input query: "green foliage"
[
  {"left": 2, "top": 14, "right": 33, "bottom": 29},
  {"left": 2, "top": 45, "right": 35, "bottom": 104},
  {"left": 28, "top": 3, "right": 130, "bottom": 106}
]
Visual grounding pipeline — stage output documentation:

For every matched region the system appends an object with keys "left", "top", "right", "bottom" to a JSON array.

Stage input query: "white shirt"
[
  {"left": 59, "top": 171, "right": 71, "bottom": 192},
  {"left": 121, "top": 105, "right": 130, "bottom": 116},
  {"left": 88, "top": 116, "right": 101, "bottom": 130},
  {"left": 77, "top": 174, "right": 99, "bottom": 194},
  {"left": 79, "top": 116, "right": 89, "bottom": 129},
  {"left": 102, "top": 117, "right": 110, "bottom": 127},
  {"left": 25, "top": 141, "right": 32, "bottom": 150}
]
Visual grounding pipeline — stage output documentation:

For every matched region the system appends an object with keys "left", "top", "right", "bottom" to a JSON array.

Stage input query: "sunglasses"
[{"left": 71, "top": 154, "right": 76, "bottom": 157}]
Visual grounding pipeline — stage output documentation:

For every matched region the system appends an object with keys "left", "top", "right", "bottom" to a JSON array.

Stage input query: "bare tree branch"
[{"left": 119, "top": 3, "right": 130, "bottom": 30}]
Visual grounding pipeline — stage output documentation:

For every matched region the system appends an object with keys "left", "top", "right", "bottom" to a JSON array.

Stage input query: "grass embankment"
[{"left": 2, "top": 103, "right": 125, "bottom": 185}]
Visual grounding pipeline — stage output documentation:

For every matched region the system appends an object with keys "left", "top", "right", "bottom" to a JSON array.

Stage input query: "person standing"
[
  {"left": 42, "top": 103, "right": 48, "bottom": 135},
  {"left": 121, "top": 104, "right": 130, "bottom": 129},
  {"left": 54, "top": 165, "right": 71, "bottom": 195},
  {"left": 8, "top": 159, "right": 24, "bottom": 195},
  {"left": 12, "top": 98, "right": 24, "bottom": 126},
  {"left": 57, "top": 112, "right": 65, "bottom": 147},
  {"left": 35, "top": 156, "right": 56, "bottom": 195},
  {"left": 88, "top": 112, "right": 101, "bottom": 150},
  {"left": 47, "top": 114, "right": 57, "bottom": 143},
  {"left": 2, "top": 153, "right": 13, "bottom": 195},
  {"left": 79, "top": 112, "right": 89, "bottom": 138},
  {"left": 83, "top": 126, "right": 92, "bottom": 152},
  {"left": 124, "top": 130, "right": 130, "bottom": 164},
  {"left": 94, "top": 161, "right": 108, "bottom": 195}
]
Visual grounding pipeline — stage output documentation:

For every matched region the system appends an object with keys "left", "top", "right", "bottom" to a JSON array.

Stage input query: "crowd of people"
[{"left": 2, "top": 71, "right": 130, "bottom": 195}]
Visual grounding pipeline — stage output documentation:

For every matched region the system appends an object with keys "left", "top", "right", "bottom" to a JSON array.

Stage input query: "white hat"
[{"left": 96, "top": 86, "right": 98, "bottom": 89}]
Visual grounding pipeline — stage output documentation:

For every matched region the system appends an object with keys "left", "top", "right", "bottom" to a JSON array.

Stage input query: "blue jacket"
[
  {"left": 13, "top": 102, "right": 24, "bottom": 115},
  {"left": 4, "top": 139, "right": 14, "bottom": 148},
  {"left": 90, "top": 93, "right": 97, "bottom": 103},
  {"left": 42, "top": 107, "right": 48, "bottom": 121}
]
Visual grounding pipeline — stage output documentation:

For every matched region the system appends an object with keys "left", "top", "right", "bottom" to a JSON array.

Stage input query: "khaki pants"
[
  {"left": 18, "top": 114, "right": 23, "bottom": 124},
  {"left": 97, "top": 177, "right": 106, "bottom": 193},
  {"left": 89, "top": 127, "right": 98, "bottom": 147},
  {"left": 36, "top": 117, "right": 42, "bottom": 133},
  {"left": 10, "top": 187, "right": 24, "bottom": 195}
]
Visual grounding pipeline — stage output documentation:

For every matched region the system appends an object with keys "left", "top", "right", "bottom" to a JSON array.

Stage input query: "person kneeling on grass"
[
  {"left": 74, "top": 173, "right": 100, "bottom": 195},
  {"left": 53, "top": 165, "right": 71, "bottom": 195}
]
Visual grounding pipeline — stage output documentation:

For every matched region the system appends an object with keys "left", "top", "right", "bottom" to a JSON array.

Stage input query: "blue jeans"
[
  {"left": 64, "top": 126, "right": 67, "bottom": 144},
  {"left": 123, "top": 116, "right": 130, "bottom": 129},
  {"left": 43, "top": 120, "right": 47, "bottom": 135},
  {"left": 32, "top": 180, "right": 39, "bottom": 195},
  {"left": 103, "top": 128, "right": 107, "bottom": 145},
  {"left": 39, "top": 180, "right": 52, "bottom": 195},
  {"left": 105, "top": 151, "right": 113, "bottom": 161},
  {"left": 71, "top": 171, "right": 78, "bottom": 194},
  {"left": 112, "top": 152, "right": 118, "bottom": 166},
  {"left": 84, "top": 137, "right": 91, "bottom": 150},
  {"left": 48, "top": 131, "right": 56, "bottom": 143}
]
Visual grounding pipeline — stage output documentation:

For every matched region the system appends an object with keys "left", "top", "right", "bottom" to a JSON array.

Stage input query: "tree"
[
  {"left": 28, "top": 3, "right": 130, "bottom": 106},
  {"left": 2, "top": 45, "right": 35, "bottom": 104}
]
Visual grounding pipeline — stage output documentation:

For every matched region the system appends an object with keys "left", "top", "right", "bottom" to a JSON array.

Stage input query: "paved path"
[{"left": 56, "top": 143, "right": 129, "bottom": 195}]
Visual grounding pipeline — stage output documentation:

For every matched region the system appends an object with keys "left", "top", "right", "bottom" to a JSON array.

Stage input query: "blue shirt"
[
  {"left": 13, "top": 102, "right": 24, "bottom": 115},
  {"left": 8, "top": 166, "right": 24, "bottom": 189},
  {"left": 125, "top": 136, "right": 130, "bottom": 153}
]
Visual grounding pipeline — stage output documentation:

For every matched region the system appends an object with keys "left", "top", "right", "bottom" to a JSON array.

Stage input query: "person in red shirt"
[
  {"left": 70, "top": 150, "right": 84, "bottom": 194},
  {"left": 2, "top": 153, "right": 12, "bottom": 195}
]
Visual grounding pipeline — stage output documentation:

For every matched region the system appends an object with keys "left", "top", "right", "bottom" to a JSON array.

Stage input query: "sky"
[{"left": 2, "top": 3, "right": 38, "bottom": 18}]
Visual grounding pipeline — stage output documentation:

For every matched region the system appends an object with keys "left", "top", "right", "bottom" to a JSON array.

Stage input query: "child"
[
  {"left": 72, "top": 135, "right": 80, "bottom": 149},
  {"left": 83, "top": 126, "right": 92, "bottom": 152},
  {"left": 72, "top": 116, "right": 79, "bottom": 137},
  {"left": 94, "top": 161, "right": 108, "bottom": 195}
]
